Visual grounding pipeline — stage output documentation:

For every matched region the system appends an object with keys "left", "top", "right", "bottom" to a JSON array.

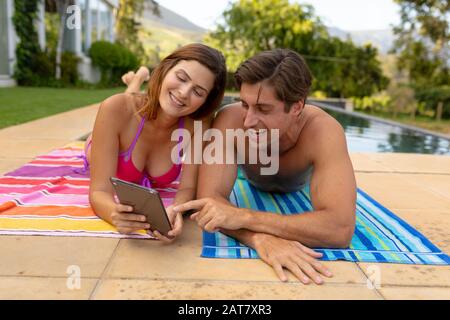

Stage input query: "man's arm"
[{"left": 189, "top": 106, "right": 333, "bottom": 284}]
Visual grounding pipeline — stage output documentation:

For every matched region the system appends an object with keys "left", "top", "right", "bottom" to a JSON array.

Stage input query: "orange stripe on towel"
[{"left": 1, "top": 205, "right": 95, "bottom": 217}]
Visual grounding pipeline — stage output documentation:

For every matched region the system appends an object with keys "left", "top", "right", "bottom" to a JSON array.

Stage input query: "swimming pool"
[
  {"left": 321, "top": 105, "right": 450, "bottom": 155},
  {"left": 221, "top": 96, "right": 450, "bottom": 155}
]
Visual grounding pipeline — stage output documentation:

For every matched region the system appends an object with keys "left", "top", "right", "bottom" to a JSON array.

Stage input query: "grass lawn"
[
  {"left": 0, "top": 86, "right": 125, "bottom": 129},
  {"left": 355, "top": 109, "right": 450, "bottom": 136}
]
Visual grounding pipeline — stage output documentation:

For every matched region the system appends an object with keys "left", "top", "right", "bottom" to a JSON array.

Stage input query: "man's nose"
[{"left": 243, "top": 108, "right": 259, "bottom": 128}]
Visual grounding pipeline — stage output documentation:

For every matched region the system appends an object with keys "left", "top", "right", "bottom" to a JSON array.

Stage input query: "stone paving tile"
[
  {"left": 92, "top": 279, "right": 382, "bottom": 300},
  {"left": 379, "top": 286, "right": 450, "bottom": 300},
  {"left": 105, "top": 220, "right": 367, "bottom": 285},
  {"left": 362, "top": 153, "right": 450, "bottom": 174},
  {"left": 0, "top": 276, "right": 97, "bottom": 300},
  {"left": 0, "top": 139, "right": 72, "bottom": 158},
  {"left": 349, "top": 153, "right": 392, "bottom": 172},
  {"left": 0, "top": 236, "right": 118, "bottom": 278},
  {"left": 0, "top": 158, "right": 32, "bottom": 175},
  {"left": 400, "top": 174, "right": 450, "bottom": 202},
  {"left": 355, "top": 172, "right": 450, "bottom": 210},
  {"left": 0, "top": 104, "right": 98, "bottom": 141},
  {"left": 357, "top": 263, "right": 450, "bottom": 287}
]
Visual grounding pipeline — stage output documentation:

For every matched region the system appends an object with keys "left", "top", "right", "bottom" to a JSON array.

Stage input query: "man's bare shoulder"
[
  {"left": 303, "top": 105, "right": 345, "bottom": 137},
  {"left": 300, "top": 105, "right": 348, "bottom": 158},
  {"left": 213, "top": 102, "right": 245, "bottom": 129}
]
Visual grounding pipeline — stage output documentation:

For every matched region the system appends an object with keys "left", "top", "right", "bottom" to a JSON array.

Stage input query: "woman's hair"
[
  {"left": 139, "top": 43, "right": 226, "bottom": 120},
  {"left": 234, "top": 49, "right": 312, "bottom": 112}
]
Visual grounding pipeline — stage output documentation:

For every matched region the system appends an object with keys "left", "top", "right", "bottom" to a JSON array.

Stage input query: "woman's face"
[{"left": 159, "top": 60, "right": 215, "bottom": 117}]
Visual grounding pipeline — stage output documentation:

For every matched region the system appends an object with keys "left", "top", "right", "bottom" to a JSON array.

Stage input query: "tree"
[
  {"left": 206, "top": 0, "right": 388, "bottom": 98},
  {"left": 392, "top": 0, "right": 450, "bottom": 118},
  {"left": 115, "top": 0, "right": 160, "bottom": 65}
]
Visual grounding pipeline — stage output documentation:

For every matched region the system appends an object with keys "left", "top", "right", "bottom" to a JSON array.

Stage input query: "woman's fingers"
[
  {"left": 117, "top": 213, "right": 147, "bottom": 222},
  {"left": 115, "top": 220, "right": 150, "bottom": 230},
  {"left": 153, "top": 230, "right": 175, "bottom": 243},
  {"left": 168, "top": 216, "right": 183, "bottom": 237}
]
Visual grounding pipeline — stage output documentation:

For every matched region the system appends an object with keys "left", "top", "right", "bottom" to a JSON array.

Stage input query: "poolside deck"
[{"left": 0, "top": 103, "right": 449, "bottom": 300}]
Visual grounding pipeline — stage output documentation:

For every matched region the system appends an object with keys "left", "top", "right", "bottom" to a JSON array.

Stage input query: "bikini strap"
[{"left": 124, "top": 116, "right": 146, "bottom": 156}]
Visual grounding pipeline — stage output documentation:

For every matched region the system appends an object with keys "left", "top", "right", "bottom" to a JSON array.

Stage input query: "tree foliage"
[
  {"left": 392, "top": 0, "right": 450, "bottom": 118},
  {"left": 116, "top": 0, "right": 159, "bottom": 65},
  {"left": 12, "top": 0, "right": 44, "bottom": 85},
  {"left": 205, "top": 0, "right": 388, "bottom": 98}
]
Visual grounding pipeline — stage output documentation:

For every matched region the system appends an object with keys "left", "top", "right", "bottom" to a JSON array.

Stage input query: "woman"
[{"left": 84, "top": 43, "right": 226, "bottom": 242}]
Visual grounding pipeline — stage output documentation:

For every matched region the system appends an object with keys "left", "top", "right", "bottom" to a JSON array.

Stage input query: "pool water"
[{"left": 323, "top": 108, "right": 450, "bottom": 155}]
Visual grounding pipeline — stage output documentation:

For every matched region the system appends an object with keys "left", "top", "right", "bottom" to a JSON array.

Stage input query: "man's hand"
[
  {"left": 173, "top": 198, "right": 248, "bottom": 232},
  {"left": 253, "top": 233, "right": 333, "bottom": 285},
  {"left": 152, "top": 205, "right": 183, "bottom": 243}
]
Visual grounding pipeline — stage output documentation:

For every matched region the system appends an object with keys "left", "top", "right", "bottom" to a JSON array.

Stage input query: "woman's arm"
[
  {"left": 174, "top": 116, "right": 213, "bottom": 208},
  {"left": 88, "top": 94, "right": 149, "bottom": 233}
]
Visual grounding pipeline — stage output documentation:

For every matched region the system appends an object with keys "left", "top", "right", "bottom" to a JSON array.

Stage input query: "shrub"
[{"left": 89, "top": 41, "right": 139, "bottom": 86}]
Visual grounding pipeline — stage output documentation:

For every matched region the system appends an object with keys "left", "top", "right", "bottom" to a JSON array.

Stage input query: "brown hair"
[
  {"left": 234, "top": 49, "right": 312, "bottom": 112},
  {"left": 139, "top": 43, "right": 226, "bottom": 120}
]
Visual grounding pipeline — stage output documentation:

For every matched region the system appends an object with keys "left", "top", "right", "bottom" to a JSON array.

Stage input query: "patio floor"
[{"left": 0, "top": 104, "right": 449, "bottom": 300}]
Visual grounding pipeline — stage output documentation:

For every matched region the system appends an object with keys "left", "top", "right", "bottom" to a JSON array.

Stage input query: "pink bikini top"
[
  {"left": 116, "top": 116, "right": 184, "bottom": 188},
  {"left": 82, "top": 117, "right": 184, "bottom": 189}
]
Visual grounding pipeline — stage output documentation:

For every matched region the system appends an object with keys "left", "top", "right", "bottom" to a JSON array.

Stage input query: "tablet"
[{"left": 110, "top": 177, "right": 172, "bottom": 236}]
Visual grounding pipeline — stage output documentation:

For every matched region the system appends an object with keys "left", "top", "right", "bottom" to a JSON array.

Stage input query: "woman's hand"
[
  {"left": 111, "top": 203, "right": 150, "bottom": 234},
  {"left": 152, "top": 204, "right": 184, "bottom": 243}
]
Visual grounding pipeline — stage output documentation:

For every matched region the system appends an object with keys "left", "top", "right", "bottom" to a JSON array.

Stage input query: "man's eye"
[{"left": 242, "top": 103, "right": 249, "bottom": 109}]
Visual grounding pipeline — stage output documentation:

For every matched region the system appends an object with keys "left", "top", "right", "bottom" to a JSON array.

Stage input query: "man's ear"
[{"left": 289, "top": 99, "right": 304, "bottom": 117}]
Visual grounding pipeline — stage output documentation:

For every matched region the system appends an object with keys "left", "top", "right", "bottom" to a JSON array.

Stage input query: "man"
[{"left": 173, "top": 49, "right": 357, "bottom": 285}]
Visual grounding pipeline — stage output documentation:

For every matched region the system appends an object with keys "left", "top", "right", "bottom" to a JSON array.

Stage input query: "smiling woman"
[{"left": 81, "top": 43, "right": 226, "bottom": 241}]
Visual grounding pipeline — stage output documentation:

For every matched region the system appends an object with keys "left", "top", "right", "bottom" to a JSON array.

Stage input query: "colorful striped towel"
[
  {"left": 202, "top": 170, "right": 450, "bottom": 265},
  {"left": 0, "top": 141, "right": 178, "bottom": 239}
]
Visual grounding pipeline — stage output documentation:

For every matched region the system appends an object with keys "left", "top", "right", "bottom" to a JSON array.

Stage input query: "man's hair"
[{"left": 234, "top": 49, "right": 312, "bottom": 112}]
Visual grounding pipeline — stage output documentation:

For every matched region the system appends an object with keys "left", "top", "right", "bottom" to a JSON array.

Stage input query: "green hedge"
[{"left": 89, "top": 41, "right": 139, "bottom": 86}]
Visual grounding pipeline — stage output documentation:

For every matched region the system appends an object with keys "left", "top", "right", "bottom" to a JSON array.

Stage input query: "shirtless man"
[{"left": 174, "top": 49, "right": 357, "bottom": 285}]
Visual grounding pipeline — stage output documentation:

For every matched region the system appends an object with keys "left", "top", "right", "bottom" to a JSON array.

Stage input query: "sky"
[{"left": 157, "top": 0, "right": 401, "bottom": 31}]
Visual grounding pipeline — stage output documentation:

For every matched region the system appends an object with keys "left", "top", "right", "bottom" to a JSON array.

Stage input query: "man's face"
[{"left": 239, "top": 82, "right": 298, "bottom": 148}]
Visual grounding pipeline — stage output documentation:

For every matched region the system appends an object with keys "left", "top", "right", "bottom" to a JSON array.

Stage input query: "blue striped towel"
[{"left": 202, "top": 171, "right": 450, "bottom": 265}]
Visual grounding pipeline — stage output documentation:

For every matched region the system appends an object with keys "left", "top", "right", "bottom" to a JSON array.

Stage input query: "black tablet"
[{"left": 110, "top": 177, "right": 172, "bottom": 236}]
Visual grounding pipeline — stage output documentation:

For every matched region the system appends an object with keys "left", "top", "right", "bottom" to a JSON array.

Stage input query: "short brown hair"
[
  {"left": 234, "top": 49, "right": 312, "bottom": 111},
  {"left": 140, "top": 43, "right": 226, "bottom": 120}
]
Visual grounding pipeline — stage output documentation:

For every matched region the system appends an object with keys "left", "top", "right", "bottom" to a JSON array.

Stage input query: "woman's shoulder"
[{"left": 99, "top": 93, "right": 145, "bottom": 120}]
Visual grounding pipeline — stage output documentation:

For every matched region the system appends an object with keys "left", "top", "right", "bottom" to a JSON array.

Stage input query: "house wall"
[
  {"left": 0, "top": 0, "right": 10, "bottom": 75},
  {"left": 0, "top": 0, "right": 16, "bottom": 87}
]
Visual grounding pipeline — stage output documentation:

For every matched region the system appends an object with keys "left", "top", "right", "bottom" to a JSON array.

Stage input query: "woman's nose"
[{"left": 178, "top": 83, "right": 190, "bottom": 99}]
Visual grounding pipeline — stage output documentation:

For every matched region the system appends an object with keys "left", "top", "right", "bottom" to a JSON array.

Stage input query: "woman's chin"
[{"left": 160, "top": 105, "right": 189, "bottom": 117}]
